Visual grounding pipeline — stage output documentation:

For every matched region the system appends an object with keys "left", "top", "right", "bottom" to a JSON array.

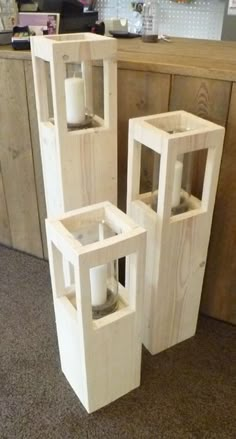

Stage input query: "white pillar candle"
[
  {"left": 90, "top": 264, "right": 107, "bottom": 306},
  {"left": 171, "top": 160, "right": 183, "bottom": 208},
  {"left": 64, "top": 77, "right": 85, "bottom": 125}
]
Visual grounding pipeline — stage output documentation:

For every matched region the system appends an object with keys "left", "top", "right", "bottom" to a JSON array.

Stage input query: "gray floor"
[{"left": 0, "top": 245, "right": 235, "bottom": 439}]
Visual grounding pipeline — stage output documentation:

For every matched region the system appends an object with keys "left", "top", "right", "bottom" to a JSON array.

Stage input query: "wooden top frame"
[
  {"left": 46, "top": 201, "right": 145, "bottom": 266},
  {"left": 46, "top": 201, "right": 146, "bottom": 330},
  {"left": 130, "top": 110, "right": 225, "bottom": 155},
  {"left": 30, "top": 32, "right": 117, "bottom": 63},
  {"left": 127, "top": 110, "right": 225, "bottom": 220}
]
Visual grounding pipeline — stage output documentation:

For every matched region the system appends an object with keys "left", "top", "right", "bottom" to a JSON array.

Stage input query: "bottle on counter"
[{"left": 142, "top": 0, "right": 159, "bottom": 43}]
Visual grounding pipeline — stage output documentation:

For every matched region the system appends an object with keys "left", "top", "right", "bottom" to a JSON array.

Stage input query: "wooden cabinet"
[
  {"left": 0, "top": 58, "right": 45, "bottom": 258},
  {"left": 168, "top": 75, "right": 235, "bottom": 324},
  {"left": 200, "top": 84, "right": 236, "bottom": 324}
]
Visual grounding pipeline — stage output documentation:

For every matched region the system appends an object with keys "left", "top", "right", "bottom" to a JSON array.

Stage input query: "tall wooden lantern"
[
  {"left": 46, "top": 201, "right": 146, "bottom": 413},
  {"left": 127, "top": 111, "right": 224, "bottom": 355},
  {"left": 31, "top": 33, "right": 117, "bottom": 217}
]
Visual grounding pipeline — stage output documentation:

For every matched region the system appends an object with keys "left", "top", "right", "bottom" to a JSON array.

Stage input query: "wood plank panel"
[
  {"left": 200, "top": 83, "right": 236, "bottom": 325},
  {"left": 24, "top": 60, "right": 48, "bottom": 258},
  {"left": 169, "top": 75, "right": 235, "bottom": 324},
  {"left": 118, "top": 70, "right": 171, "bottom": 211},
  {"left": 0, "top": 59, "right": 43, "bottom": 257},
  {"left": 0, "top": 159, "right": 11, "bottom": 246},
  {"left": 170, "top": 75, "right": 231, "bottom": 126},
  {"left": 170, "top": 75, "right": 231, "bottom": 208}
]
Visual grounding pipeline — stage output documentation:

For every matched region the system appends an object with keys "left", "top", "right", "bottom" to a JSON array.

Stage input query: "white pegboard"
[{"left": 97, "top": 0, "right": 226, "bottom": 40}]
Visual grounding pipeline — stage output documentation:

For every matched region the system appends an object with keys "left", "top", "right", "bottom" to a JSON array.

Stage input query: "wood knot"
[{"left": 136, "top": 99, "right": 145, "bottom": 110}]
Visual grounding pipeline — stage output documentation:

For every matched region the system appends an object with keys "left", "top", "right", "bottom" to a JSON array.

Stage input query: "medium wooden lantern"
[
  {"left": 127, "top": 110, "right": 224, "bottom": 355},
  {"left": 46, "top": 201, "right": 146, "bottom": 413},
  {"left": 31, "top": 33, "right": 117, "bottom": 217}
]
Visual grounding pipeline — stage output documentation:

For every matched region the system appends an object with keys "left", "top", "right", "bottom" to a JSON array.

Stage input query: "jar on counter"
[{"left": 142, "top": 0, "right": 159, "bottom": 43}]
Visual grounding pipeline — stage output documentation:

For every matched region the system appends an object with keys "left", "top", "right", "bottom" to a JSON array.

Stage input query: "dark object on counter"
[
  {"left": 109, "top": 31, "right": 141, "bottom": 39},
  {"left": 142, "top": 34, "right": 158, "bottom": 43},
  {"left": 61, "top": 1, "right": 97, "bottom": 33},
  {"left": 0, "top": 31, "right": 12, "bottom": 46},
  {"left": 60, "top": 11, "right": 98, "bottom": 33},
  {"left": 37, "top": 0, "right": 63, "bottom": 12},
  {"left": 38, "top": 0, "right": 98, "bottom": 34},
  {"left": 62, "top": 0, "right": 83, "bottom": 15},
  {"left": 91, "top": 21, "right": 105, "bottom": 35},
  {"left": 11, "top": 25, "right": 33, "bottom": 50}
]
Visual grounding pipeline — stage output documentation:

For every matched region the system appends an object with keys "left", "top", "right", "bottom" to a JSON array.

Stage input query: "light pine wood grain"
[
  {"left": 60, "top": 129, "right": 117, "bottom": 211},
  {"left": 0, "top": 59, "right": 43, "bottom": 257},
  {"left": 46, "top": 202, "right": 146, "bottom": 413},
  {"left": 92, "top": 64, "right": 104, "bottom": 119},
  {"left": 31, "top": 34, "right": 117, "bottom": 218},
  {"left": 38, "top": 123, "right": 64, "bottom": 217},
  {"left": 31, "top": 33, "right": 118, "bottom": 288},
  {"left": 127, "top": 111, "right": 225, "bottom": 354}
]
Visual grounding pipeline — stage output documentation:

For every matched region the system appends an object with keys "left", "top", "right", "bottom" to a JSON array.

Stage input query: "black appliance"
[{"left": 37, "top": 0, "right": 98, "bottom": 34}]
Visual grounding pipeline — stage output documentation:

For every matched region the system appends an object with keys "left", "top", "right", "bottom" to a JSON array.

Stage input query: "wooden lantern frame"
[
  {"left": 46, "top": 201, "right": 146, "bottom": 413},
  {"left": 31, "top": 33, "right": 117, "bottom": 217},
  {"left": 127, "top": 110, "right": 225, "bottom": 355}
]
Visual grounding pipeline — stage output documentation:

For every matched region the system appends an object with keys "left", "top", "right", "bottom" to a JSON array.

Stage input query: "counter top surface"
[
  {"left": 1, "top": 36, "right": 236, "bottom": 80},
  {"left": 117, "top": 37, "right": 236, "bottom": 81}
]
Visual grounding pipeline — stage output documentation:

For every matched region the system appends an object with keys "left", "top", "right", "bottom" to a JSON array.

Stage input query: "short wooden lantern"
[
  {"left": 31, "top": 33, "right": 117, "bottom": 217},
  {"left": 46, "top": 201, "right": 146, "bottom": 413},
  {"left": 127, "top": 111, "right": 224, "bottom": 355}
]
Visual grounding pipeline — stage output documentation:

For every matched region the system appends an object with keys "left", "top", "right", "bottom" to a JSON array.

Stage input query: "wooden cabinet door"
[
  {"left": 170, "top": 75, "right": 231, "bottom": 126},
  {"left": 200, "top": 83, "right": 236, "bottom": 325},
  {"left": 170, "top": 75, "right": 235, "bottom": 324},
  {"left": 0, "top": 59, "right": 43, "bottom": 258},
  {"left": 118, "top": 69, "right": 171, "bottom": 210},
  {"left": 24, "top": 60, "right": 48, "bottom": 259}
]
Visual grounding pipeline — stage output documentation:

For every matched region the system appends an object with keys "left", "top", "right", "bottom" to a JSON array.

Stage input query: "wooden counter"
[
  {"left": 118, "top": 38, "right": 236, "bottom": 81},
  {"left": 0, "top": 38, "right": 235, "bottom": 324}
]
